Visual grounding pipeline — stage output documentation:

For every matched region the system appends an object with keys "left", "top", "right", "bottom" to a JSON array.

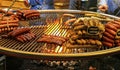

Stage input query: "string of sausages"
[
  {"left": 68, "top": 17, "right": 105, "bottom": 48},
  {"left": 0, "top": 14, "right": 19, "bottom": 33},
  {"left": 102, "top": 21, "right": 120, "bottom": 48},
  {"left": 0, "top": 9, "right": 41, "bottom": 33}
]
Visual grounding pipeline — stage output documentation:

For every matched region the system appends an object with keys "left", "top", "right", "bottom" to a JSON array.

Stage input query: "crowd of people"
[{"left": 24, "top": 0, "right": 120, "bottom": 16}]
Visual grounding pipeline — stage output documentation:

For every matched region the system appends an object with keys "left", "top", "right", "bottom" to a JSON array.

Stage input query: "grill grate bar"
[
  {"left": 9, "top": 26, "right": 45, "bottom": 52},
  {"left": 0, "top": 10, "right": 119, "bottom": 60},
  {"left": 32, "top": 43, "right": 44, "bottom": 52},
  {"left": 8, "top": 41, "right": 22, "bottom": 49},
  {"left": 14, "top": 42, "right": 30, "bottom": 51},
  {"left": 50, "top": 24, "right": 62, "bottom": 35},
  {"left": 46, "top": 24, "right": 59, "bottom": 35},
  {"left": 10, "top": 28, "right": 37, "bottom": 50},
  {"left": 0, "top": 39, "right": 8, "bottom": 46},
  {"left": 37, "top": 44, "right": 44, "bottom": 53},
  {"left": 24, "top": 40, "right": 40, "bottom": 52},
  {"left": 0, "top": 19, "right": 71, "bottom": 54},
  {"left": 34, "top": 19, "right": 67, "bottom": 53},
  {"left": 20, "top": 28, "right": 44, "bottom": 52},
  {"left": 39, "top": 22, "right": 70, "bottom": 53},
  {"left": 1, "top": 39, "right": 17, "bottom": 48},
  {"left": 30, "top": 26, "right": 48, "bottom": 53}
]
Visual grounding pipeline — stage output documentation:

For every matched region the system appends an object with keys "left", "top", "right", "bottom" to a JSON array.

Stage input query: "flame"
[{"left": 45, "top": 18, "right": 68, "bottom": 37}]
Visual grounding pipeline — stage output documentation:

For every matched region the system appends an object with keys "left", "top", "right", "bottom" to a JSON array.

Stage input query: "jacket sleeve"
[{"left": 98, "top": 0, "right": 107, "bottom": 5}]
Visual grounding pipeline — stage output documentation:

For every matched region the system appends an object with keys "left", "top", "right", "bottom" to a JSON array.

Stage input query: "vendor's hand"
[
  {"left": 24, "top": 0, "right": 30, "bottom": 7},
  {"left": 98, "top": 4, "right": 108, "bottom": 12}
]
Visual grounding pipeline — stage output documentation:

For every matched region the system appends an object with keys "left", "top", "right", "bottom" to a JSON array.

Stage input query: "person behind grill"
[
  {"left": 24, "top": 0, "right": 54, "bottom": 10},
  {"left": 69, "top": 0, "right": 81, "bottom": 10},
  {"left": 98, "top": 0, "right": 120, "bottom": 70},
  {"left": 69, "top": 0, "right": 97, "bottom": 12},
  {"left": 98, "top": 0, "right": 120, "bottom": 16}
]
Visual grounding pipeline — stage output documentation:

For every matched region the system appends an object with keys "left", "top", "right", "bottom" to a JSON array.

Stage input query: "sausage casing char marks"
[
  {"left": 16, "top": 10, "right": 40, "bottom": 20},
  {"left": 37, "top": 35, "right": 68, "bottom": 46},
  {"left": 15, "top": 32, "right": 36, "bottom": 42},
  {"left": 4, "top": 28, "right": 36, "bottom": 42},
  {"left": 8, "top": 28, "right": 31, "bottom": 37}
]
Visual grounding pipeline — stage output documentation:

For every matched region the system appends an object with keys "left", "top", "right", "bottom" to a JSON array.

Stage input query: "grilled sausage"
[
  {"left": 16, "top": 10, "right": 40, "bottom": 20},
  {"left": 0, "top": 24, "right": 19, "bottom": 29},
  {"left": 76, "top": 39, "right": 82, "bottom": 45},
  {"left": 27, "top": 33, "right": 36, "bottom": 39},
  {"left": 25, "top": 13, "right": 40, "bottom": 19},
  {"left": 8, "top": 28, "right": 31, "bottom": 37},
  {"left": 82, "top": 30, "right": 87, "bottom": 35},
  {"left": 28, "top": 32, "right": 36, "bottom": 38},
  {"left": 0, "top": 20, "right": 19, "bottom": 24},
  {"left": 16, "top": 37, "right": 24, "bottom": 42},
  {"left": 24, "top": 11, "right": 40, "bottom": 17},
  {"left": 72, "top": 22, "right": 83, "bottom": 26},
  {"left": 0, "top": 17, "right": 19, "bottom": 24},
  {"left": 17, "top": 10, "right": 40, "bottom": 16},
  {"left": 15, "top": 32, "right": 35, "bottom": 42},
  {"left": 42, "top": 35, "right": 67, "bottom": 41},
  {"left": 37, "top": 37, "right": 63, "bottom": 46},
  {"left": 16, "top": 36, "right": 24, "bottom": 42},
  {"left": 112, "top": 20, "right": 120, "bottom": 25},
  {"left": 102, "top": 41, "right": 113, "bottom": 47},
  {"left": 69, "top": 38, "right": 76, "bottom": 44},
  {"left": 16, "top": 35, "right": 27, "bottom": 42},
  {"left": 89, "top": 39, "right": 96, "bottom": 45},
  {"left": 0, "top": 27, "right": 17, "bottom": 33},
  {"left": 23, "top": 34, "right": 32, "bottom": 41},
  {"left": 0, "top": 15, "right": 19, "bottom": 23},
  {"left": 105, "top": 23, "right": 117, "bottom": 31},
  {"left": 64, "top": 18, "right": 76, "bottom": 25},
  {"left": 74, "top": 25, "right": 85, "bottom": 30},
  {"left": 112, "top": 23, "right": 120, "bottom": 29},
  {"left": 37, "top": 35, "right": 67, "bottom": 45},
  {"left": 95, "top": 40, "right": 102, "bottom": 46},
  {"left": 77, "top": 30, "right": 82, "bottom": 35},
  {"left": 102, "top": 36, "right": 114, "bottom": 43},
  {"left": 62, "top": 14, "right": 75, "bottom": 18},
  {"left": 103, "top": 31, "right": 114, "bottom": 39},
  {"left": 81, "top": 39, "right": 86, "bottom": 45},
  {"left": 71, "top": 35, "right": 79, "bottom": 40},
  {"left": 105, "top": 28, "right": 116, "bottom": 36}
]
